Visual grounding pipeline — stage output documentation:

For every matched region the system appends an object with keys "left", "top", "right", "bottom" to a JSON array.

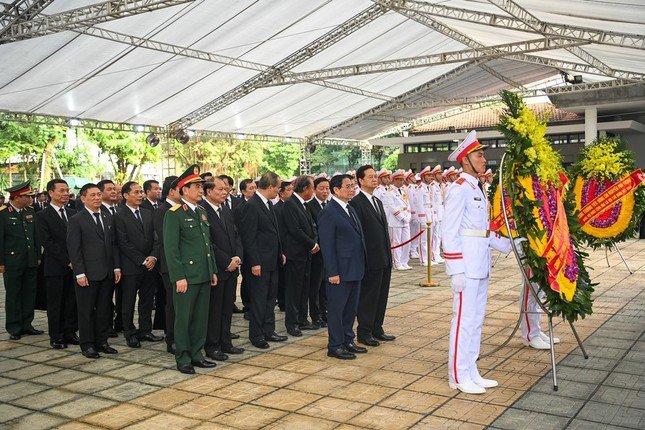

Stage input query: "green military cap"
[
  {"left": 172, "top": 165, "right": 205, "bottom": 189},
  {"left": 6, "top": 180, "right": 36, "bottom": 198}
]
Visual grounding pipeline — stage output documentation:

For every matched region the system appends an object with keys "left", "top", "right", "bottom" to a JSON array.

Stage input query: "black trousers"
[
  {"left": 247, "top": 269, "right": 278, "bottom": 343},
  {"left": 152, "top": 271, "right": 166, "bottom": 331},
  {"left": 277, "top": 265, "right": 286, "bottom": 310},
  {"left": 326, "top": 280, "right": 360, "bottom": 350},
  {"left": 75, "top": 276, "right": 113, "bottom": 350},
  {"left": 284, "top": 257, "right": 311, "bottom": 330},
  {"left": 357, "top": 266, "right": 392, "bottom": 339},
  {"left": 120, "top": 270, "right": 156, "bottom": 340},
  {"left": 240, "top": 266, "right": 250, "bottom": 311},
  {"left": 112, "top": 282, "right": 122, "bottom": 331},
  {"left": 45, "top": 270, "right": 78, "bottom": 341},
  {"left": 161, "top": 272, "right": 175, "bottom": 347},
  {"left": 205, "top": 275, "right": 237, "bottom": 352},
  {"left": 309, "top": 253, "right": 324, "bottom": 322},
  {"left": 3, "top": 267, "right": 38, "bottom": 335}
]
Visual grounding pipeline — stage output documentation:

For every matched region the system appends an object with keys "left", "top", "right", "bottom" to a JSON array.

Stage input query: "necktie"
[
  {"left": 321, "top": 201, "right": 326, "bottom": 208},
  {"left": 224, "top": 199, "right": 230, "bottom": 210},
  {"left": 478, "top": 181, "right": 485, "bottom": 194},
  {"left": 153, "top": 203, "right": 158, "bottom": 209},
  {"left": 93, "top": 212, "right": 104, "bottom": 236},
  {"left": 348, "top": 207, "right": 358, "bottom": 228},
  {"left": 59, "top": 208, "right": 67, "bottom": 223},
  {"left": 371, "top": 196, "right": 380, "bottom": 213},
  {"left": 216, "top": 206, "right": 222, "bottom": 218},
  {"left": 135, "top": 209, "right": 143, "bottom": 225},
  {"left": 109, "top": 206, "right": 116, "bottom": 215}
]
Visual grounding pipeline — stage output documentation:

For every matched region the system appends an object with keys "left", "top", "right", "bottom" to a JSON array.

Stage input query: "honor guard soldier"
[
  {"left": 163, "top": 165, "right": 218, "bottom": 374},
  {"left": 0, "top": 181, "right": 43, "bottom": 340},
  {"left": 443, "top": 131, "right": 522, "bottom": 395},
  {"left": 405, "top": 171, "right": 420, "bottom": 260},
  {"left": 430, "top": 165, "right": 445, "bottom": 265},
  {"left": 386, "top": 170, "right": 412, "bottom": 271},
  {"left": 374, "top": 169, "right": 391, "bottom": 201},
  {"left": 417, "top": 166, "right": 433, "bottom": 266}
]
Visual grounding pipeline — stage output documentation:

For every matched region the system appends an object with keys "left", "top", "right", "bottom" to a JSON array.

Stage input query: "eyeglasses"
[{"left": 342, "top": 184, "right": 357, "bottom": 190}]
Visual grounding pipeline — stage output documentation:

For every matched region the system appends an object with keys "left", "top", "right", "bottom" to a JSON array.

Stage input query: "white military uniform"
[
  {"left": 430, "top": 180, "right": 445, "bottom": 264},
  {"left": 418, "top": 181, "right": 431, "bottom": 265},
  {"left": 386, "top": 184, "right": 412, "bottom": 268},
  {"left": 443, "top": 172, "right": 511, "bottom": 390}
]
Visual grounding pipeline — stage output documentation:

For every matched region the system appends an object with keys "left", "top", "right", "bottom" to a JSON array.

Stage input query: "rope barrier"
[{"left": 390, "top": 229, "right": 425, "bottom": 250}]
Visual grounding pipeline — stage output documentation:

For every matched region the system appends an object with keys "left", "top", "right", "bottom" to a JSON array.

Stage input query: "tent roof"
[{"left": 0, "top": 0, "right": 643, "bottom": 142}]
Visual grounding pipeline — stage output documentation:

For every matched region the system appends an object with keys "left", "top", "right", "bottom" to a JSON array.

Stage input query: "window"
[
  {"left": 420, "top": 144, "right": 433, "bottom": 152},
  {"left": 405, "top": 145, "right": 419, "bottom": 153}
]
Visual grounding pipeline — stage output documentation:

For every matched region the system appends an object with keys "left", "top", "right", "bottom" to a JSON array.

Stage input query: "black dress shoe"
[
  {"left": 206, "top": 350, "right": 228, "bottom": 361},
  {"left": 299, "top": 323, "right": 318, "bottom": 331},
  {"left": 222, "top": 346, "right": 244, "bottom": 354},
  {"left": 9, "top": 333, "right": 21, "bottom": 340},
  {"left": 327, "top": 347, "right": 356, "bottom": 360},
  {"left": 374, "top": 333, "right": 396, "bottom": 341},
  {"left": 287, "top": 327, "right": 302, "bottom": 337},
  {"left": 51, "top": 339, "right": 68, "bottom": 349},
  {"left": 230, "top": 333, "right": 240, "bottom": 339},
  {"left": 358, "top": 336, "right": 380, "bottom": 347},
  {"left": 232, "top": 305, "right": 244, "bottom": 314},
  {"left": 313, "top": 320, "right": 327, "bottom": 328},
  {"left": 138, "top": 333, "right": 164, "bottom": 342},
  {"left": 97, "top": 343, "right": 118, "bottom": 354},
  {"left": 177, "top": 364, "right": 195, "bottom": 374},
  {"left": 107, "top": 329, "right": 118, "bottom": 338},
  {"left": 266, "top": 333, "right": 288, "bottom": 342},
  {"left": 191, "top": 359, "right": 216, "bottom": 368},
  {"left": 167, "top": 344, "right": 176, "bottom": 354},
  {"left": 22, "top": 328, "right": 44, "bottom": 335},
  {"left": 126, "top": 337, "right": 141, "bottom": 348},
  {"left": 64, "top": 335, "right": 80, "bottom": 345},
  {"left": 344, "top": 342, "right": 367, "bottom": 354},
  {"left": 243, "top": 312, "right": 250, "bottom": 321},
  {"left": 251, "top": 340, "right": 270, "bottom": 349},
  {"left": 82, "top": 347, "right": 100, "bottom": 359}
]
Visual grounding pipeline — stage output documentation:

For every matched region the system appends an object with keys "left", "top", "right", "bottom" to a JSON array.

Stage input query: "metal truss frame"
[
  {"left": 0, "top": 0, "right": 54, "bottom": 36},
  {"left": 0, "top": 0, "right": 195, "bottom": 43},
  {"left": 387, "top": 0, "right": 645, "bottom": 50},
  {"left": 168, "top": 4, "right": 388, "bottom": 131}
]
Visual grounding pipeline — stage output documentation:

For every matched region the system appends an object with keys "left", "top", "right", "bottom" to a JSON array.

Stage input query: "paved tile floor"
[{"left": 0, "top": 240, "right": 643, "bottom": 429}]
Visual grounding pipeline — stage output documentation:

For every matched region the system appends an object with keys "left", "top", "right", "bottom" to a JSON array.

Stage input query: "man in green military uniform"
[
  {"left": 163, "top": 165, "right": 218, "bottom": 374},
  {"left": 0, "top": 181, "right": 43, "bottom": 340}
]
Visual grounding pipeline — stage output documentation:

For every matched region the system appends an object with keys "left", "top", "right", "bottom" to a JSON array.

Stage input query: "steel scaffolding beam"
[
  {"left": 479, "top": 63, "right": 526, "bottom": 90},
  {"left": 168, "top": 4, "right": 388, "bottom": 131},
  {"left": 271, "top": 38, "right": 585, "bottom": 84},
  {"left": 299, "top": 144, "right": 311, "bottom": 175},
  {"left": 0, "top": 0, "right": 54, "bottom": 36},
  {"left": 386, "top": 0, "right": 645, "bottom": 50},
  {"left": 0, "top": 0, "right": 195, "bottom": 44}
]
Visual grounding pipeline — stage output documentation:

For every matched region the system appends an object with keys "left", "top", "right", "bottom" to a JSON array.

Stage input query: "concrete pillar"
[{"left": 584, "top": 107, "right": 597, "bottom": 145}]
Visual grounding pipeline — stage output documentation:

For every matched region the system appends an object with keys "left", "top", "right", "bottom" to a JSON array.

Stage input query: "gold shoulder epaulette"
[
  {"left": 169, "top": 204, "right": 181, "bottom": 212},
  {"left": 0, "top": 205, "right": 6, "bottom": 211}
]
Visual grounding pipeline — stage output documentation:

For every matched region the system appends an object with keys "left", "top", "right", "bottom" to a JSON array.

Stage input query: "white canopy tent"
[{"left": 0, "top": 0, "right": 643, "bottom": 147}]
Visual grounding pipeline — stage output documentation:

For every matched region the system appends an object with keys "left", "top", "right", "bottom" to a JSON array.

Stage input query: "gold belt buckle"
[{"left": 485, "top": 230, "right": 490, "bottom": 238}]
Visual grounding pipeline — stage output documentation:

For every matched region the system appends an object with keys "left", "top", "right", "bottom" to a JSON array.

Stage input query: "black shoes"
[
  {"left": 230, "top": 333, "right": 240, "bottom": 339},
  {"left": 313, "top": 320, "right": 327, "bottom": 328},
  {"left": 251, "top": 339, "right": 270, "bottom": 349},
  {"left": 243, "top": 312, "right": 250, "bottom": 321},
  {"left": 206, "top": 350, "right": 229, "bottom": 361},
  {"left": 51, "top": 339, "right": 68, "bottom": 349},
  {"left": 287, "top": 327, "right": 302, "bottom": 337},
  {"left": 126, "top": 337, "right": 141, "bottom": 348},
  {"left": 138, "top": 333, "right": 164, "bottom": 342},
  {"left": 327, "top": 347, "right": 356, "bottom": 360},
  {"left": 9, "top": 333, "right": 21, "bottom": 340},
  {"left": 222, "top": 346, "right": 244, "bottom": 354},
  {"left": 266, "top": 333, "right": 288, "bottom": 342},
  {"left": 344, "top": 341, "right": 367, "bottom": 354},
  {"left": 375, "top": 333, "right": 396, "bottom": 341},
  {"left": 299, "top": 323, "right": 318, "bottom": 331},
  {"left": 167, "top": 344, "right": 176, "bottom": 354},
  {"left": 64, "top": 335, "right": 80, "bottom": 345},
  {"left": 191, "top": 359, "right": 216, "bottom": 368},
  {"left": 177, "top": 364, "right": 195, "bottom": 374},
  {"left": 21, "top": 327, "right": 44, "bottom": 336},
  {"left": 358, "top": 336, "right": 380, "bottom": 347},
  {"left": 97, "top": 343, "right": 118, "bottom": 354},
  {"left": 107, "top": 329, "right": 119, "bottom": 338},
  {"left": 232, "top": 304, "right": 244, "bottom": 314},
  {"left": 82, "top": 347, "right": 100, "bottom": 359}
]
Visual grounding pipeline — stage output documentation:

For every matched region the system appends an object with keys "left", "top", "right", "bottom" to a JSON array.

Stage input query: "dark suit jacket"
[
  {"left": 317, "top": 198, "right": 366, "bottom": 282},
  {"left": 34, "top": 202, "right": 48, "bottom": 213},
  {"left": 273, "top": 200, "right": 288, "bottom": 246},
  {"left": 114, "top": 206, "right": 156, "bottom": 276},
  {"left": 306, "top": 198, "right": 324, "bottom": 225},
  {"left": 227, "top": 195, "right": 242, "bottom": 212},
  {"left": 349, "top": 191, "right": 392, "bottom": 270},
  {"left": 37, "top": 205, "right": 76, "bottom": 276},
  {"left": 67, "top": 209, "right": 120, "bottom": 281},
  {"left": 283, "top": 194, "right": 317, "bottom": 262},
  {"left": 239, "top": 193, "right": 281, "bottom": 272},
  {"left": 140, "top": 199, "right": 158, "bottom": 212},
  {"left": 100, "top": 204, "right": 118, "bottom": 217},
  {"left": 232, "top": 198, "right": 247, "bottom": 230},
  {"left": 203, "top": 202, "right": 243, "bottom": 281},
  {"left": 153, "top": 200, "right": 173, "bottom": 275}
]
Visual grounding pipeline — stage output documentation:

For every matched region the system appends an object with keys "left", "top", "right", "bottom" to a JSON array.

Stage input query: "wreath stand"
[
  {"left": 481, "top": 153, "right": 589, "bottom": 391},
  {"left": 605, "top": 244, "right": 633, "bottom": 274}
]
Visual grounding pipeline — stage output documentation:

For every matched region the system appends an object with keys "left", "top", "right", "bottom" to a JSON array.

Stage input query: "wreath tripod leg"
[
  {"left": 548, "top": 314, "right": 558, "bottom": 391},
  {"left": 613, "top": 243, "right": 633, "bottom": 274},
  {"left": 569, "top": 320, "right": 589, "bottom": 359}
]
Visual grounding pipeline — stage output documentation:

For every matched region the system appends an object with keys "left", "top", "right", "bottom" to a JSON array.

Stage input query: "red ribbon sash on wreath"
[{"left": 579, "top": 169, "right": 645, "bottom": 226}]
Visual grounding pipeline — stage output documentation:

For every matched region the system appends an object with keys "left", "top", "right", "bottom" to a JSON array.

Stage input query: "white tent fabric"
[{"left": 0, "top": 0, "right": 643, "bottom": 140}]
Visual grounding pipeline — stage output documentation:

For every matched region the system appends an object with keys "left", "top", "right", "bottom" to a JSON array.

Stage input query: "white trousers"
[
  {"left": 448, "top": 276, "right": 489, "bottom": 385},
  {"left": 390, "top": 225, "right": 410, "bottom": 266},
  {"left": 419, "top": 222, "right": 428, "bottom": 264},
  {"left": 431, "top": 220, "right": 442, "bottom": 262},
  {"left": 409, "top": 220, "right": 420, "bottom": 258},
  {"left": 520, "top": 279, "right": 543, "bottom": 341}
]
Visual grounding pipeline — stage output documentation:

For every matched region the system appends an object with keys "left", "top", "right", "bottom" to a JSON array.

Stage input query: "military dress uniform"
[
  {"left": 163, "top": 166, "right": 218, "bottom": 372},
  {"left": 430, "top": 171, "right": 445, "bottom": 264},
  {"left": 442, "top": 131, "right": 512, "bottom": 394},
  {"left": 417, "top": 166, "right": 433, "bottom": 266},
  {"left": 0, "top": 181, "right": 41, "bottom": 339},
  {"left": 405, "top": 171, "right": 420, "bottom": 260},
  {"left": 385, "top": 170, "right": 412, "bottom": 270}
]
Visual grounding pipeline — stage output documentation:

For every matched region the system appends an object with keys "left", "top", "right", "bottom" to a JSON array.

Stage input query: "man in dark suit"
[
  {"left": 307, "top": 176, "right": 330, "bottom": 327},
  {"left": 282, "top": 176, "right": 319, "bottom": 336},
  {"left": 233, "top": 178, "right": 257, "bottom": 316},
  {"left": 97, "top": 179, "right": 121, "bottom": 335},
  {"left": 350, "top": 165, "right": 396, "bottom": 347},
  {"left": 153, "top": 175, "right": 179, "bottom": 354},
  {"left": 140, "top": 179, "right": 161, "bottom": 211},
  {"left": 317, "top": 174, "right": 368, "bottom": 360},
  {"left": 114, "top": 181, "right": 163, "bottom": 348},
  {"left": 273, "top": 180, "right": 293, "bottom": 312},
  {"left": 34, "top": 192, "right": 49, "bottom": 212},
  {"left": 67, "top": 183, "right": 121, "bottom": 359},
  {"left": 202, "top": 179, "right": 245, "bottom": 360},
  {"left": 219, "top": 175, "right": 242, "bottom": 212},
  {"left": 37, "top": 179, "right": 78, "bottom": 349},
  {"left": 239, "top": 171, "right": 288, "bottom": 349}
]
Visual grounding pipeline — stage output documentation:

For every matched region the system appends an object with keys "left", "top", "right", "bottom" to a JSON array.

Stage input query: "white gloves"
[
  {"left": 514, "top": 237, "right": 527, "bottom": 257},
  {"left": 450, "top": 273, "right": 467, "bottom": 294}
]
